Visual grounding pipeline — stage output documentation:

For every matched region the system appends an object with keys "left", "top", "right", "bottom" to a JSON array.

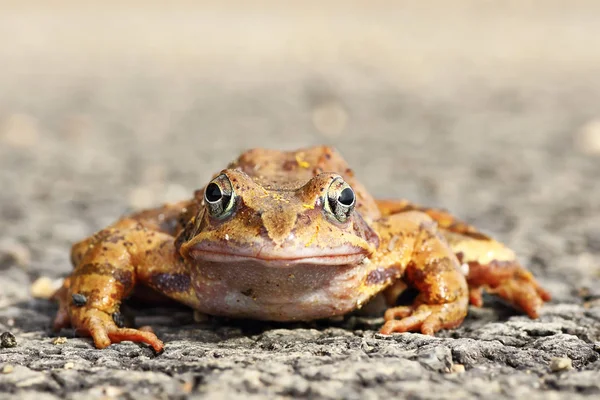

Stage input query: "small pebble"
[
  {"left": 53, "top": 337, "right": 68, "bottom": 345},
  {"left": 550, "top": 357, "right": 573, "bottom": 372},
  {"left": 450, "top": 364, "right": 466, "bottom": 374},
  {"left": 64, "top": 362, "right": 75, "bottom": 370},
  {"left": 0, "top": 331, "right": 17, "bottom": 348},
  {"left": 30, "top": 276, "right": 62, "bottom": 299},
  {"left": 102, "top": 386, "right": 123, "bottom": 397},
  {"left": 2, "top": 365, "right": 14, "bottom": 374}
]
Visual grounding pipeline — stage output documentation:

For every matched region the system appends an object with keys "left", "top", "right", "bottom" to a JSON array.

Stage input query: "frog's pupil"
[
  {"left": 205, "top": 183, "right": 222, "bottom": 203},
  {"left": 338, "top": 187, "right": 355, "bottom": 206}
]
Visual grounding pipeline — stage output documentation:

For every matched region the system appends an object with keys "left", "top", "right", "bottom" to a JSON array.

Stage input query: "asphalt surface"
[{"left": 1, "top": 2, "right": 600, "bottom": 399}]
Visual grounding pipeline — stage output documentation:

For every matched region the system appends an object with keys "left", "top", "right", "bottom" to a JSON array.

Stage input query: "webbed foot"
[{"left": 468, "top": 261, "right": 551, "bottom": 318}]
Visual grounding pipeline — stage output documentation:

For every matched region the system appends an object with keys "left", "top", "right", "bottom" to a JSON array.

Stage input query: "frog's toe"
[
  {"left": 381, "top": 307, "right": 431, "bottom": 335},
  {"left": 381, "top": 301, "right": 468, "bottom": 335},
  {"left": 383, "top": 305, "right": 414, "bottom": 321},
  {"left": 537, "top": 285, "right": 552, "bottom": 302},
  {"left": 72, "top": 308, "right": 164, "bottom": 353},
  {"left": 469, "top": 287, "right": 484, "bottom": 307},
  {"left": 105, "top": 327, "right": 164, "bottom": 353}
]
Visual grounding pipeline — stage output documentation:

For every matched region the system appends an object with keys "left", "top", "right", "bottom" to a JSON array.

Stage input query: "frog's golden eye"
[
  {"left": 204, "top": 174, "right": 236, "bottom": 219},
  {"left": 324, "top": 177, "right": 356, "bottom": 223}
]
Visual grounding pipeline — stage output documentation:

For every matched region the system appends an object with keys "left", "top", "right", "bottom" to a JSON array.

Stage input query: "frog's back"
[{"left": 228, "top": 146, "right": 381, "bottom": 220}]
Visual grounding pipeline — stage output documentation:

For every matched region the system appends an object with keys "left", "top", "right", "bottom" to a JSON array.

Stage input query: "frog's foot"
[
  {"left": 486, "top": 273, "right": 551, "bottom": 318},
  {"left": 69, "top": 307, "right": 164, "bottom": 353},
  {"left": 468, "top": 262, "right": 551, "bottom": 319},
  {"left": 468, "top": 287, "right": 484, "bottom": 308},
  {"left": 380, "top": 299, "right": 468, "bottom": 335}
]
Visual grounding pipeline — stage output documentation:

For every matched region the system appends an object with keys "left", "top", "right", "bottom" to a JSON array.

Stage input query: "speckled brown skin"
[{"left": 52, "top": 146, "right": 550, "bottom": 352}]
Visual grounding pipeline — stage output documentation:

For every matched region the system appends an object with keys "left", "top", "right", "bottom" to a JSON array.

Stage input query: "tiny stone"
[
  {"left": 72, "top": 293, "right": 88, "bottom": 307},
  {"left": 2, "top": 365, "right": 14, "bottom": 374},
  {"left": 53, "top": 337, "right": 68, "bottom": 345},
  {"left": 30, "top": 276, "right": 61, "bottom": 299},
  {"left": 450, "top": 364, "right": 466, "bottom": 374},
  {"left": 550, "top": 357, "right": 573, "bottom": 372},
  {"left": 64, "top": 362, "right": 75, "bottom": 370},
  {"left": 103, "top": 386, "right": 123, "bottom": 397},
  {"left": 0, "top": 331, "right": 17, "bottom": 348}
]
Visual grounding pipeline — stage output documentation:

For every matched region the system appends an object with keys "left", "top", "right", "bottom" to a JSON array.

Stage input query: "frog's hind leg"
[
  {"left": 446, "top": 231, "right": 551, "bottom": 318},
  {"left": 376, "top": 200, "right": 490, "bottom": 240},
  {"left": 469, "top": 261, "right": 551, "bottom": 318},
  {"left": 376, "top": 199, "right": 551, "bottom": 318}
]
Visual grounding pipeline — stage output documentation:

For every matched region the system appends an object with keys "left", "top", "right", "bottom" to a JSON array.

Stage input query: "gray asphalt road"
[{"left": 1, "top": 2, "right": 600, "bottom": 399}]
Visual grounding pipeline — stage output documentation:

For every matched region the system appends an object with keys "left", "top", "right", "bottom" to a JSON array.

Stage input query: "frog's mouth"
[{"left": 187, "top": 243, "right": 369, "bottom": 267}]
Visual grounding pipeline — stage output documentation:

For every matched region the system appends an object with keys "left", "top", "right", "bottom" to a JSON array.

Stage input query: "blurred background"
[{"left": 1, "top": 1, "right": 600, "bottom": 305}]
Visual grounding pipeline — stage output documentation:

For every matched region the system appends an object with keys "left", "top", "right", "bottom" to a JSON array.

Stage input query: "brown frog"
[{"left": 52, "top": 146, "right": 551, "bottom": 352}]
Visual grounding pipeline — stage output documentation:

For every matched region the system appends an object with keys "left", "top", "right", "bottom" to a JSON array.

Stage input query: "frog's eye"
[
  {"left": 204, "top": 174, "right": 236, "bottom": 219},
  {"left": 324, "top": 177, "right": 356, "bottom": 223}
]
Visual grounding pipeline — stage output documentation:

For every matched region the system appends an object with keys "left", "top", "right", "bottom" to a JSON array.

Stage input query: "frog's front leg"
[
  {"left": 53, "top": 219, "right": 198, "bottom": 352},
  {"left": 370, "top": 211, "right": 469, "bottom": 335}
]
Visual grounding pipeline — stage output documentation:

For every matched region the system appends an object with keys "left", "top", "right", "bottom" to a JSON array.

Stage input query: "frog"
[{"left": 51, "top": 146, "right": 551, "bottom": 352}]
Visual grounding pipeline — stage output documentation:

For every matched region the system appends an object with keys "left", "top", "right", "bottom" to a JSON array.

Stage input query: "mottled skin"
[{"left": 52, "top": 146, "right": 551, "bottom": 352}]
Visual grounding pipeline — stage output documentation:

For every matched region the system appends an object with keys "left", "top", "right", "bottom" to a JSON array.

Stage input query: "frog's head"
[{"left": 178, "top": 169, "right": 379, "bottom": 267}]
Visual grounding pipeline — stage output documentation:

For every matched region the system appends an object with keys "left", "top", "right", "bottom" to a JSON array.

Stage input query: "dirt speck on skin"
[{"left": 1, "top": 1, "right": 600, "bottom": 399}]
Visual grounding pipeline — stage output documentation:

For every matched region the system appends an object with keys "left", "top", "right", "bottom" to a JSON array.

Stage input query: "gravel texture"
[{"left": 1, "top": 2, "right": 600, "bottom": 399}]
